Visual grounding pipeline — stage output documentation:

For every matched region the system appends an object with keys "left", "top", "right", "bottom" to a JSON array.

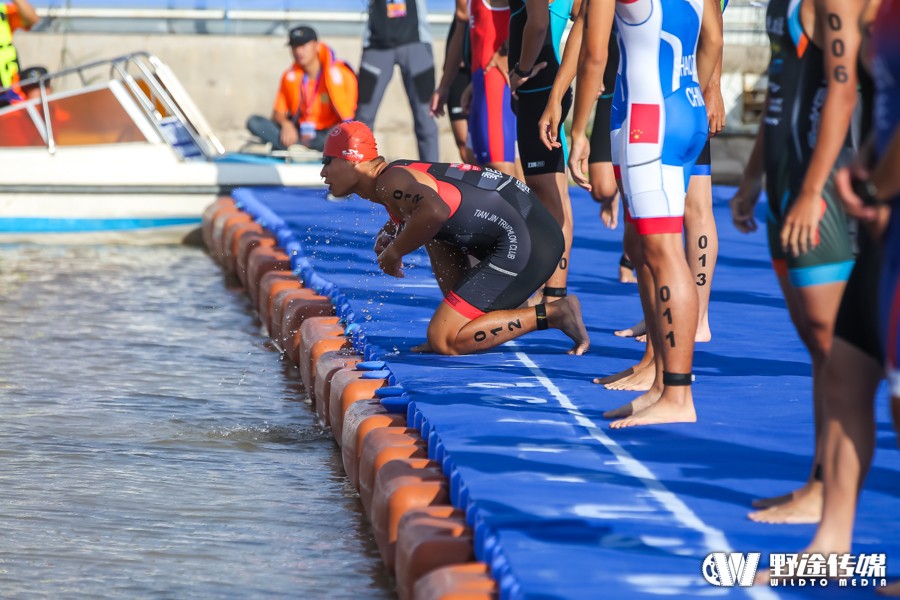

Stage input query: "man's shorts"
[
  {"left": 515, "top": 86, "right": 571, "bottom": 176},
  {"left": 469, "top": 67, "right": 517, "bottom": 165},
  {"left": 835, "top": 228, "right": 884, "bottom": 363},
  {"left": 766, "top": 163, "right": 855, "bottom": 288},
  {"left": 589, "top": 94, "right": 614, "bottom": 164},
  {"left": 447, "top": 67, "right": 471, "bottom": 123}
]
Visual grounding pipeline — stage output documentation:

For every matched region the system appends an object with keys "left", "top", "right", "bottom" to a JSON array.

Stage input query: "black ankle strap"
[
  {"left": 543, "top": 287, "right": 567, "bottom": 298},
  {"left": 535, "top": 304, "right": 549, "bottom": 330},
  {"left": 619, "top": 254, "right": 634, "bottom": 270},
  {"left": 662, "top": 372, "right": 694, "bottom": 386}
]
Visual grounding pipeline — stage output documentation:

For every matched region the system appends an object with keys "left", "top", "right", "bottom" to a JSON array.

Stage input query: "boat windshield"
[{"left": 0, "top": 52, "right": 224, "bottom": 160}]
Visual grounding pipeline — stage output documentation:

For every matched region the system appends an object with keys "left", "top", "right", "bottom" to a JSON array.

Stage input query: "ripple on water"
[{"left": 0, "top": 245, "right": 391, "bottom": 599}]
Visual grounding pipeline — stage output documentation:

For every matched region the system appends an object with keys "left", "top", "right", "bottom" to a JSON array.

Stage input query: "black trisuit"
[
  {"left": 763, "top": 0, "right": 855, "bottom": 286},
  {"left": 387, "top": 160, "right": 565, "bottom": 317}
]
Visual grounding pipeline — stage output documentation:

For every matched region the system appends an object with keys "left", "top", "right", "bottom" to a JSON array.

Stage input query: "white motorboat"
[{"left": 0, "top": 52, "right": 323, "bottom": 244}]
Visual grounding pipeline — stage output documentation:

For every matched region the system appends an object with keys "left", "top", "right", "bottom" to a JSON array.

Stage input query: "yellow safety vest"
[{"left": 0, "top": 4, "right": 21, "bottom": 89}]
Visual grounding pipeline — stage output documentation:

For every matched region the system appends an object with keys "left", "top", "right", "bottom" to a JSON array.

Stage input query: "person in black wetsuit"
[
  {"left": 318, "top": 121, "right": 590, "bottom": 356},
  {"left": 730, "top": 0, "right": 864, "bottom": 525}
]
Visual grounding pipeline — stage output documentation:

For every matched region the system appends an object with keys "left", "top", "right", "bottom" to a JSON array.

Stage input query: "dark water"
[{"left": 0, "top": 245, "right": 393, "bottom": 599}]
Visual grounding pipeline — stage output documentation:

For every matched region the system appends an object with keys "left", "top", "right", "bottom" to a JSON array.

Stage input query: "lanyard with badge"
[
  {"left": 297, "top": 71, "right": 322, "bottom": 140},
  {"left": 386, "top": 0, "right": 407, "bottom": 18}
]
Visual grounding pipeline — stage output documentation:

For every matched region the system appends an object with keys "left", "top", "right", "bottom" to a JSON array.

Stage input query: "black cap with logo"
[{"left": 287, "top": 26, "right": 317, "bottom": 47}]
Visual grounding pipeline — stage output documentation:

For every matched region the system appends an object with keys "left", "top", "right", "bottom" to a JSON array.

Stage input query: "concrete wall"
[{"left": 13, "top": 31, "right": 768, "bottom": 179}]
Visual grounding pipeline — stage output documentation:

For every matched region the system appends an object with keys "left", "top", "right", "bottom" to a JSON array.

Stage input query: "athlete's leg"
[
  {"left": 355, "top": 47, "right": 396, "bottom": 128},
  {"left": 397, "top": 42, "right": 440, "bottom": 162},
  {"left": 749, "top": 278, "right": 846, "bottom": 523},
  {"left": 684, "top": 173, "right": 717, "bottom": 342},
  {"left": 611, "top": 231, "right": 698, "bottom": 428},
  {"left": 425, "top": 296, "right": 589, "bottom": 355},
  {"left": 803, "top": 338, "right": 881, "bottom": 548},
  {"left": 451, "top": 120, "right": 476, "bottom": 164},
  {"left": 597, "top": 222, "right": 656, "bottom": 391},
  {"left": 526, "top": 171, "right": 573, "bottom": 299}
]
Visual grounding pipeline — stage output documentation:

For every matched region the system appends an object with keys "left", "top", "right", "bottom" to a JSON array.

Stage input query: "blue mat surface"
[{"left": 233, "top": 184, "right": 899, "bottom": 600}]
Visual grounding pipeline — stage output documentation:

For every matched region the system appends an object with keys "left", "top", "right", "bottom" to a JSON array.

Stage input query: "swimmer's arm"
[
  {"left": 11, "top": 0, "right": 39, "bottom": 28},
  {"left": 377, "top": 168, "right": 451, "bottom": 261},
  {"left": 439, "top": 0, "right": 469, "bottom": 91},
  {"left": 517, "top": 0, "right": 550, "bottom": 74},
  {"left": 796, "top": 0, "right": 864, "bottom": 201},
  {"left": 548, "top": 0, "right": 585, "bottom": 103},
  {"left": 538, "top": 0, "right": 585, "bottom": 149},
  {"left": 696, "top": 0, "right": 724, "bottom": 92},
  {"left": 571, "top": 0, "right": 614, "bottom": 139}
]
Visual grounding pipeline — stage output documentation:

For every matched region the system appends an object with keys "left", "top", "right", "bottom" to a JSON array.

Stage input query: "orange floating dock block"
[
  {"left": 258, "top": 271, "right": 300, "bottom": 334},
  {"left": 370, "top": 458, "right": 449, "bottom": 572},
  {"left": 211, "top": 211, "right": 251, "bottom": 267},
  {"left": 358, "top": 428, "right": 427, "bottom": 513},
  {"left": 233, "top": 229, "right": 272, "bottom": 285},
  {"left": 327, "top": 369, "right": 389, "bottom": 443},
  {"left": 201, "top": 197, "right": 235, "bottom": 254},
  {"left": 312, "top": 350, "right": 363, "bottom": 416},
  {"left": 229, "top": 228, "right": 269, "bottom": 285},
  {"left": 412, "top": 563, "right": 497, "bottom": 600},
  {"left": 395, "top": 506, "right": 475, "bottom": 600},
  {"left": 276, "top": 292, "right": 335, "bottom": 365},
  {"left": 297, "top": 316, "right": 351, "bottom": 396},
  {"left": 245, "top": 246, "right": 291, "bottom": 310},
  {"left": 342, "top": 400, "right": 406, "bottom": 490}
]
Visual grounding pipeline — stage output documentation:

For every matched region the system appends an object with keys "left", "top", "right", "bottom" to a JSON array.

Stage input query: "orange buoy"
[
  {"left": 245, "top": 246, "right": 291, "bottom": 309},
  {"left": 297, "top": 316, "right": 350, "bottom": 394},
  {"left": 327, "top": 369, "right": 389, "bottom": 443},
  {"left": 312, "top": 350, "right": 363, "bottom": 416},
  {"left": 258, "top": 271, "right": 300, "bottom": 334},
  {"left": 395, "top": 506, "right": 474, "bottom": 600},
  {"left": 272, "top": 288, "right": 332, "bottom": 358},
  {"left": 411, "top": 563, "right": 497, "bottom": 600},
  {"left": 201, "top": 197, "right": 235, "bottom": 252},
  {"left": 341, "top": 400, "right": 406, "bottom": 489},
  {"left": 358, "top": 428, "right": 427, "bottom": 513},
  {"left": 277, "top": 292, "right": 335, "bottom": 366},
  {"left": 370, "top": 457, "right": 449, "bottom": 572},
  {"left": 233, "top": 229, "right": 272, "bottom": 285},
  {"left": 211, "top": 211, "right": 250, "bottom": 267}
]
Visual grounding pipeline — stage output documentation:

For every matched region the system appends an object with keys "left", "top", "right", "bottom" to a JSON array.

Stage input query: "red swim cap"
[{"left": 323, "top": 121, "right": 379, "bottom": 163}]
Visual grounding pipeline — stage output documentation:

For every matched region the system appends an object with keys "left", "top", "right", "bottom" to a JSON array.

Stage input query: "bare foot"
[
  {"left": 609, "top": 393, "right": 697, "bottom": 428},
  {"left": 747, "top": 481, "right": 823, "bottom": 524},
  {"left": 619, "top": 264, "right": 637, "bottom": 284},
  {"left": 411, "top": 341, "right": 433, "bottom": 353},
  {"left": 593, "top": 367, "right": 634, "bottom": 385},
  {"left": 696, "top": 314, "right": 712, "bottom": 343},
  {"left": 615, "top": 319, "right": 646, "bottom": 338},
  {"left": 635, "top": 334, "right": 647, "bottom": 343},
  {"left": 877, "top": 581, "right": 900, "bottom": 596},
  {"left": 604, "top": 362, "right": 655, "bottom": 391},
  {"left": 752, "top": 490, "right": 797, "bottom": 510},
  {"left": 550, "top": 296, "right": 590, "bottom": 355},
  {"left": 618, "top": 255, "right": 637, "bottom": 284},
  {"left": 603, "top": 386, "right": 663, "bottom": 419}
]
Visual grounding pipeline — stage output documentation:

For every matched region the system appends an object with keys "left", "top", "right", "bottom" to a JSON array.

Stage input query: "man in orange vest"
[
  {"left": 0, "top": 0, "right": 39, "bottom": 107},
  {"left": 248, "top": 26, "right": 358, "bottom": 152}
]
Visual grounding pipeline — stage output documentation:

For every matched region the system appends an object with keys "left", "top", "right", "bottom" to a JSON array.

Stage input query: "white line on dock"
[{"left": 512, "top": 346, "right": 778, "bottom": 600}]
